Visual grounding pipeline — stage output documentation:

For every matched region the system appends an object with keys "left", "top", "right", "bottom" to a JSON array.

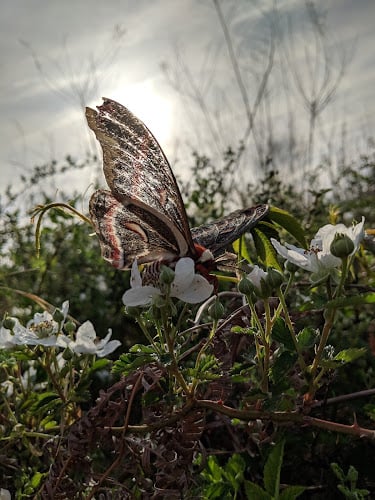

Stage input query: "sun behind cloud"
[{"left": 109, "top": 80, "right": 173, "bottom": 150}]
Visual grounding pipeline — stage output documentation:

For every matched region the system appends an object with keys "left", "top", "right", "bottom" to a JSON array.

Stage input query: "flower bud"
[
  {"left": 53, "top": 308, "right": 65, "bottom": 323},
  {"left": 330, "top": 233, "right": 355, "bottom": 258},
  {"left": 2, "top": 317, "right": 16, "bottom": 330},
  {"left": 64, "top": 321, "right": 76, "bottom": 333},
  {"left": 238, "top": 277, "right": 255, "bottom": 296},
  {"left": 159, "top": 265, "right": 175, "bottom": 285},
  {"left": 266, "top": 267, "right": 284, "bottom": 289},
  {"left": 208, "top": 299, "right": 225, "bottom": 321}
]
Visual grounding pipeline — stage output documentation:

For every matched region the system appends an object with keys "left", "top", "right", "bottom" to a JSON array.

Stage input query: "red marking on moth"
[
  {"left": 194, "top": 243, "right": 218, "bottom": 291},
  {"left": 106, "top": 202, "right": 124, "bottom": 268}
]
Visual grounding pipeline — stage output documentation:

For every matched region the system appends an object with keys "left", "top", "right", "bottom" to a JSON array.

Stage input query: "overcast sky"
[{"left": 1, "top": 0, "right": 375, "bottom": 206}]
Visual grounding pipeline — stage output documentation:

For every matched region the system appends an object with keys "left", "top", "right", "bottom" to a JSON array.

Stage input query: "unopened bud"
[
  {"left": 238, "top": 277, "right": 255, "bottom": 296},
  {"left": 53, "top": 308, "right": 65, "bottom": 323},
  {"left": 208, "top": 299, "right": 225, "bottom": 320},
  {"left": 330, "top": 233, "right": 354, "bottom": 258},
  {"left": 2, "top": 317, "right": 16, "bottom": 330},
  {"left": 64, "top": 321, "right": 76, "bottom": 333},
  {"left": 266, "top": 267, "right": 284, "bottom": 289},
  {"left": 159, "top": 265, "right": 175, "bottom": 285}
]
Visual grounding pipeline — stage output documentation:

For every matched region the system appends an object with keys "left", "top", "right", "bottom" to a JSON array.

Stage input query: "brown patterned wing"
[
  {"left": 86, "top": 98, "right": 195, "bottom": 259},
  {"left": 90, "top": 190, "right": 182, "bottom": 269},
  {"left": 191, "top": 205, "right": 269, "bottom": 257}
]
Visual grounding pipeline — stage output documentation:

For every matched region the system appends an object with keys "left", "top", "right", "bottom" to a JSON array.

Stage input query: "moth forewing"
[
  {"left": 86, "top": 99, "right": 196, "bottom": 256},
  {"left": 191, "top": 205, "right": 269, "bottom": 256}
]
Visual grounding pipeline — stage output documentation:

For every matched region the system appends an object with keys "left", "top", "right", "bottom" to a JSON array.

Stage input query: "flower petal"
[
  {"left": 172, "top": 258, "right": 195, "bottom": 290},
  {"left": 130, "top": 260, "right": 142, "bottom": 288},
  {"left": 271, "top": 238, "right": 315, "bottom": 272},
  {"left": 76, "top": 321, "right": 97, "bottom": 342},
  {"left": 122, "top": 286, "right": 161, "bottom": 307},
  {"left": 96, "top": 340, "right": 121, "bottom": 357},
  {"left": 173, "top": 275, "right": 213, "bottom": 303}
]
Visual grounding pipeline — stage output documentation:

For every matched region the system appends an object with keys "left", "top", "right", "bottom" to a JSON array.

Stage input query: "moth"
[{"left": 86, "top": 98, "right": 268, "bottom": 271}]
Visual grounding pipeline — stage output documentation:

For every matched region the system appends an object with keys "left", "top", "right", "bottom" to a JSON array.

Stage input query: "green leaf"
[
  {"left": 129, "top": 343, "right": 156, "bottom": 354},
  {"left": 253, "top": 226, "right": 281, "bottom": 269},
  {"left": 325, "top": 292, "right": 375, "bottom": 309},
  {"left": 112, "top": 350, "right": 156, "bottom": 375},
  {"left": 320, "top": 348, "right": 366, "bottom": 369},
  {"left": 31, "top": 392, "right": 62, "bottom": 413},
  {"left": 272, "top": 317, "right": 295, "bottom": 350},
  {"left": 297, "top": 328, "right": 319, "bottom": 349},
  {"left": 268, "top": 207, "right": 307, "bottom": 249},
  {"left": 232, "top": 235, "right": 251, "bottom": 263},
  {"left": 279, "top": 485, "right": 306, "bottom": 500},
  {"left": 30, "top": 471, "right": 45, "bottom": 488},
  {"left": 206, "top": 455, "right": 223, "bottom": 482},
  {"left": 264, "top": 438, "right": 285, "bottom": 497},
  {"left": 270, "top": 352, "right": 297, "bottom": 383},
  {"left": 334, "top": 348, "right": 367, "bottom": 364},
  {"left": 244, "top": 481, "right": 272, "bottom": 500},
  {"left": 224, "top": 453, "right": 246, "bottom": 490},
  {"left": 330, "top": 462, "right": 346, "bottom": 482}
]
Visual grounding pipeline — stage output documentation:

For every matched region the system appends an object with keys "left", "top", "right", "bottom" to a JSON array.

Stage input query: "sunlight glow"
[{"left": 110, "top": 81, "right": 173, "bottom": 149}]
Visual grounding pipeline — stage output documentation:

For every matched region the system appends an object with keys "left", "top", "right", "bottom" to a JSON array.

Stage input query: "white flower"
[
  {"left": 271, "top": 218, "right": 365, "bottom": 277},
  {"left": 0, "top": 488, "right": 11, "bottom": 500},
  {"left": 0, "top": 321, "right": 23, "bottom": 348},
  {"left": 246, "top": 265, "right": 268, "bottom": 294},
  {"left": 122, "top": 258, "right": 214, "bottom": 307},
  {"left": 13, "top": 312, "right": 59, "bottom": 347},
  {"left": 11, "top": 301, "right": 70, "bottom": 347},
  {"left": 57, "top": 321, "right": 121, "bottom": 357}
]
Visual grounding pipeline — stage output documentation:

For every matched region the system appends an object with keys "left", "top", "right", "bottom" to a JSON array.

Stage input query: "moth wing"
[
  {"left": 86, "top": 98, "right": 195, "bottom": 257},
  {"left": 191, "top": 204, "right": 269, "bottom": 256},
  {"left": 90, "top": 190, "right": 182, "bottom": 269}
]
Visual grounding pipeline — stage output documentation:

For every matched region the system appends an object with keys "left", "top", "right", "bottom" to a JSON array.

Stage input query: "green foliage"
[
  {"left": 0, "top": 148, "right": 374, "bottom": 497},
  {"left": 197, "top": 441, "right": 305, "bottom": 499},
  {"left": 331, "top": 463, "right": 370, "bottom": 499}
]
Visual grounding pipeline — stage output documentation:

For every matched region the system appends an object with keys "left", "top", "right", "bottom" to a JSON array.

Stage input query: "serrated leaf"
[
  {"left": 279, "top": 485, "right": 306, "bottom": 499},
  {"left": 268, "top": 207, "right": 307, "bottom": 249},
  {"left": 320, "top": 348, "right": 366, "bottom": 369},
  {"left": 272, "top": 317, "right": 295, "bottom": 350},
  {"left": 253, "top": 227, "right": 281, "bottom": 270},
  {"left": 270, "top": 351, "right": 297, "bottom": 383},
  {"left": 334, "top": 348, "right": 367, "bottom": 363},
  {"left": 297, "top": 328, "right": 319, "bottom": 349},
  {"left": 264, "top": 438, "right": 285, "bottom": 497},
  {"left": 244, "top": 481, "right": 272, "bottom": 500},
  {"left": 129, "top": 343, "right": 155, "bottom": 354},
  {"left": 112, "top": 351, "right": 156, "bottom": 375}
]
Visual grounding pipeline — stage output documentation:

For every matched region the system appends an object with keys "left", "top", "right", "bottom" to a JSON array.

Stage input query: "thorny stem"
[
  {"left": 262, "top": 300, "right": 272, "bottom": 393},
  {"left": 190, "top": 320, "right": 218, "bottom": 395},
  {"left": 247, "top": 295, "right": 267, "bottom": 390},
  {"left": 86, "top": 372, "right": 144, "bottom": 500},
  {"left": 277, "top": 288, "right": 307, "bottom": 371},
  {"left": 161, "top": 306, "right": 191, "bottom": 396},
  {"left": 121, "top": 399, "right": 375, "bottom": 441},
  {"left": 309, "top": 257, "right": 349, "bottom": 398}
]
